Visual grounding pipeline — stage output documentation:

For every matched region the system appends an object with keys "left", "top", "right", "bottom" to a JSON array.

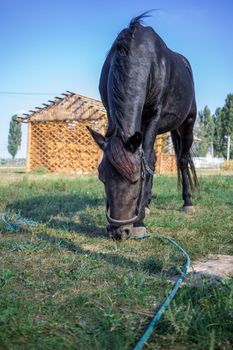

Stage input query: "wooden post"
[
  {"left": 26, "top": 122, "right": 31, "bottom": 172},
  {"left": 171, "top": 147, "right": 176, "bottom": 173},
  {"left": 156, "top": 136, "right": 162, "bottom": 174}
]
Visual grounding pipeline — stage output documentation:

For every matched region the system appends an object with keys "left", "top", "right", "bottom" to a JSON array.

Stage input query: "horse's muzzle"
[{"left": 107, "top": 224, "right": 133, "bottom": 240}]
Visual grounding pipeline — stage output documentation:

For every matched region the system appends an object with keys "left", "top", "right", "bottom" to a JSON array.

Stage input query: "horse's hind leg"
[{"left": 172, "top": 113, "right": 197, "bottom": 211}]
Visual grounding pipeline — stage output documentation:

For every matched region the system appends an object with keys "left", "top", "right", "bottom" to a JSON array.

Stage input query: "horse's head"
[{"left": 88, "top": 127, "right": 145, "bottom": 240}]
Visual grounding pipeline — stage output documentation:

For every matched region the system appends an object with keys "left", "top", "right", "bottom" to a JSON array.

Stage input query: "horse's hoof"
[
  {"left": 131, "top": 226, "right": 148, "bottom": 238},
  {"left": 145, "top": 207, "right": 150, "bottom": 216},
  {"left": 183, "top": 206, "right": 195, "bottom": 213}
]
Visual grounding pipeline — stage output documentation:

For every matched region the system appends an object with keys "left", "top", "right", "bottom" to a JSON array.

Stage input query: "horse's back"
[{"left": 99, "top": 21, "right": 196, "bottom": 134}]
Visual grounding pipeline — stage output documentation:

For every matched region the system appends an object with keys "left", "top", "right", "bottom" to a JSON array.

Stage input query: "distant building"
[{"left": 193, "top": 156, "right": 224, "bottom": 168}]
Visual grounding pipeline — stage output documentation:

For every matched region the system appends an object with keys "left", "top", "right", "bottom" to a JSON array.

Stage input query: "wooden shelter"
[{"left": 18, "top": 91, "right": 176, "bottom": 174}]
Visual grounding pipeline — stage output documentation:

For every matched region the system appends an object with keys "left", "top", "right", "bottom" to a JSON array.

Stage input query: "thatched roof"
[{"left": 17, "top": 91, "right": 106, "bottom": 123}]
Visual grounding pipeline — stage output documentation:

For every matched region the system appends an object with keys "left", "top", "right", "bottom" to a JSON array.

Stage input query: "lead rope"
[{"left": 133, "top": 233, "right": 190, "bottom": 350}]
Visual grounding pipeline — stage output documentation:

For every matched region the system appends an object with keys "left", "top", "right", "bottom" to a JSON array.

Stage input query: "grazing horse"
[{"left": 88, "top": 13, "right": 198, "bottom": 240}]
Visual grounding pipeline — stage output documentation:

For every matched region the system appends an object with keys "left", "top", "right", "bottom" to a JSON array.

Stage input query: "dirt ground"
[{"left": 186, "top": 254, "right": 233, "bottom": 284}]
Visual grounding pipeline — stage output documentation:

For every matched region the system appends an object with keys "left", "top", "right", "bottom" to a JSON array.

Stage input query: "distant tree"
[
  {"left": 197, "top": 106, "right": 215, "bottom": 156},
  {"left": 221, "top": 94, "right": 233, "bottom": 158},
  {"left": 7, "top": 115, "right": 22, "bottom": 159},
  {"left": 213, "top": 107, "right": 224, "bottom": 157},
  {"left": 212, "top": 94, "right": 233, "bottom": 158}
]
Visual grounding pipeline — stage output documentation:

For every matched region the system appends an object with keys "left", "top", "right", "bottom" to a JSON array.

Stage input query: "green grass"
[{"left": 0, "top": 171, "right": 232, "bottom": 350}]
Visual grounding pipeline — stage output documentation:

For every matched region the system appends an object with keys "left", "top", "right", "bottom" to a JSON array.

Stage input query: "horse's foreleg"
[
  {"left": 143, "top": 150, "right": 156, "bottom": 214},
  {"left": 142, "top": 116, "right": 159, "bottom": 213},
  {"left": 136, "top": 119, "right": 158, "bottom": 221},
  {"left": 131, "top": 116, "right": 158, "bottom": 238}
]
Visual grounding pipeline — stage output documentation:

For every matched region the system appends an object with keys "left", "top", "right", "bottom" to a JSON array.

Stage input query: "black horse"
[{"left": 88, "top": 13, "right": 198, "bottom": 240}]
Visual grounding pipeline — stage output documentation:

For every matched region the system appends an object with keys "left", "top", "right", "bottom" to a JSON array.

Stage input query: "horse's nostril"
[
  {"left": 123, "top": 228, "right": 131, "bottom": 237},
  {"left": 106, "top": 225, "right": 133, "bottom": 240}
]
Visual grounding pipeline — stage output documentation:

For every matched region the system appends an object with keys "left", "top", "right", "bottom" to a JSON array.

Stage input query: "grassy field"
[{"left": 0, "top": 169, "right": 232, "bottom": 350}]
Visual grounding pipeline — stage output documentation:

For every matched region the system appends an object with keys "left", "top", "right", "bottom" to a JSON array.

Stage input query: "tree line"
[{"left": 195, "top": 93, "right": 233, "bottom": 158}]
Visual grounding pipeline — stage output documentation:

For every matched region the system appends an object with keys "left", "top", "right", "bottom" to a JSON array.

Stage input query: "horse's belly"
[
  {"left": 157, "top": 112, "right": 185, "bottom": 133},
  {"left": 157, "top": 91, "right": 194, "bottom": 133}
]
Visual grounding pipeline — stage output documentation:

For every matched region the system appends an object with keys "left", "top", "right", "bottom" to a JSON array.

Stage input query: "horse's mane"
[
  {"left": 113, "top": 12, "right": 151, "bottom": 54},
  {"left": 108, "top": 12, "right": 153, "bottom": 138},
  {"left": 130, "top": 11, "right": 153, "bottom": 27},
  {"left": 106, "top": 136, "right": 140, "bottom": 182}
]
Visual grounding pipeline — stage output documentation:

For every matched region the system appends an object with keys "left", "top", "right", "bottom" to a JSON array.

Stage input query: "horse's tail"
[{"left": 171, "top": 131, "right": 198, "bottom": 192}]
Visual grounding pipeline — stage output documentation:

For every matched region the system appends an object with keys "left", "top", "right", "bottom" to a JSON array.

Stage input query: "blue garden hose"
[
  {"left": 133, "top": 233, "right": 190, "bottom": 350},
  {"left": 0, "top": 212, "right": 38, "bottom": 232},
  {"left": 0, "top": 212, "right": 190, "bottom": 350}
]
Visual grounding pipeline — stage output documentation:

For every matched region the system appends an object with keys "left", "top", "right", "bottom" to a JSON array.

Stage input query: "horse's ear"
[
  {"left": 125, "top": 132, "right": 142, "bottom": 152},
  {"left": 86, "top": 126, "right": 107, "bottom": 151}
]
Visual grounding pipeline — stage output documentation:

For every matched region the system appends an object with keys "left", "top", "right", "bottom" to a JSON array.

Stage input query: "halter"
[{"left": 106, "top": 147, "right": 154, "bottom": 226}]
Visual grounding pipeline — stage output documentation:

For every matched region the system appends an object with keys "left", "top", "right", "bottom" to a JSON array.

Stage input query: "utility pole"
[
  {"left": 227, "top": 135, "right": 231, "bottom": 164},
  {"left": 211, "top": 142, "right": 214, "bottom": 157}
]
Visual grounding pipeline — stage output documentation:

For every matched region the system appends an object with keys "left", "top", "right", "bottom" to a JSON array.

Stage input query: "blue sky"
[{"left": 1, "top": 0, "right": 232, "bottom": 158}]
